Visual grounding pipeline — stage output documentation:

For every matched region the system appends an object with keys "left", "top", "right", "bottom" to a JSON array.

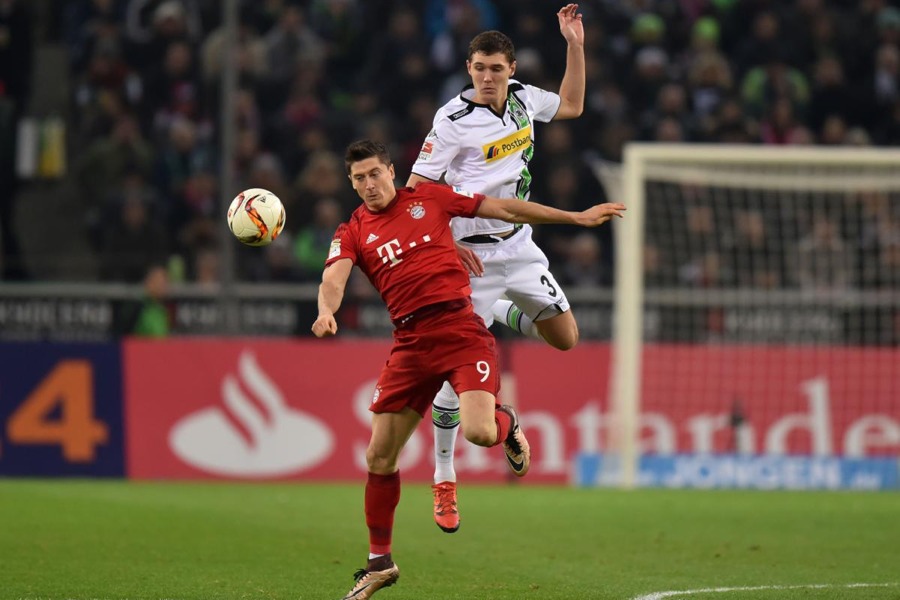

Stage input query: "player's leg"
[
  {"left": 504, "top": 236, "right": 578, "bottom": 350},
  {"left": 432, "top": 381, "right": 460, "bottom": 484},
  {"left": 431, "top": 381, "right": 461, "bottom": 533},
  {"left": 457, "top": 389, "right": 531, "bottom": 476},
  {"left": 446, "top": 313, "right": 531, "bottom": 476},
  {"left": 429, "top": 250, "right": 505, "bottom": 530},
  {"left": 342, "top": 408, "right": 418, "bottom": 600},
  {"left": 490, "top": 298, "right": 545, "bottom": 341},
  {"left": 532, "top": 309, "right": 579, "bottom": 350}
]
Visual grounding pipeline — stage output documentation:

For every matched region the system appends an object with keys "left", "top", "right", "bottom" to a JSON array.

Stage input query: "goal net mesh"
[{"left": 590, "top": 147, "right": 900, "bottom": 488}]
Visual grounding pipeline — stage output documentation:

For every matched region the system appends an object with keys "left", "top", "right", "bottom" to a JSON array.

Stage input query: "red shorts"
[{"left": 371, "top": 300, "right": 500, "bottom": 416}]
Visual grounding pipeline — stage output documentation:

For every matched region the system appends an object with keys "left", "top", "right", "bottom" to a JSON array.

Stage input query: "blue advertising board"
[
  {"left": 0, "top": 343, "right": 124, "bottom": 476},
  {"left": 574, "top": 453, "right": 900, "bottom": 490}
]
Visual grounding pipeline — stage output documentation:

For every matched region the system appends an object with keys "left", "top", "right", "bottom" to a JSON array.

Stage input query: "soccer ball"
[{"left": 227, "top": 188, "right": 286, "bottom": 247}]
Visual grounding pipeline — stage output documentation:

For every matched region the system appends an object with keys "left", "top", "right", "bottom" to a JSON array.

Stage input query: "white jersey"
[{"left": 411, "top": 80, "right": 561, "bottom": 240}]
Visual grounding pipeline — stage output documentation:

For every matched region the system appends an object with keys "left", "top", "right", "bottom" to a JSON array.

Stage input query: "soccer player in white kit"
[{"left": 406, "top": 4, "right": 587, "bottom": 533}]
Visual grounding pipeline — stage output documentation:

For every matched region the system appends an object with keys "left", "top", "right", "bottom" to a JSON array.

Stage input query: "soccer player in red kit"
[{"left": 312, "top": 140, "right": 624, "bottom": 600}]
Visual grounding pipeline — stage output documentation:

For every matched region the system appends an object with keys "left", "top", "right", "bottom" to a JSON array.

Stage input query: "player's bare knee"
[
  {"left": 366, "top": 446, "right": 397, "bottom": 474},
  {"left": 543, "top": 324, "right": 579, "bottom": 351},
  {"left": 558, "top": 326, "right": 579, "bottom": 350}
]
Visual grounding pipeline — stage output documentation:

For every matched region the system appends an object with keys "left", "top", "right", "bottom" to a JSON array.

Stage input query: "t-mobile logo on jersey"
[{"left": 377, "top": 235, "right": 432, "bottom": 267}]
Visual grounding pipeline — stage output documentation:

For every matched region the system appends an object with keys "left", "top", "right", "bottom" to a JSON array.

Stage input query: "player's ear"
[
  {"left": 389, "top": 163, "right": 395, "bottom": 179},
  {"left": 509, "top": 60, "right": 516, "bottom": 76}
]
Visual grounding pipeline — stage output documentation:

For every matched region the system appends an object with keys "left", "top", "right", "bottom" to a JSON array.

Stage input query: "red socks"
[
  {"left": 365, "top": 471, "right": 400, "bottom": 555},
  {"left": 494, "top": 406, "right": 512, "bottom": 446}
]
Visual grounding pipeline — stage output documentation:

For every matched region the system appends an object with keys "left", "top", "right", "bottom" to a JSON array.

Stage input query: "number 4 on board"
[{"left": 6, "top": 360, "right": 109, "bottom": 462}]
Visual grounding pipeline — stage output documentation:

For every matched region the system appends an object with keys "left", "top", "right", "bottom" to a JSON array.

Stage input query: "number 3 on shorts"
[{"left": 476, "top": 360, "right": 490, "bottom": 383}]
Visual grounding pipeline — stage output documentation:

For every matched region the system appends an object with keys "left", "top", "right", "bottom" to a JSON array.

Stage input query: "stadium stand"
[{"left": 2, "top": 0, "right": 899, "bottom": 291}]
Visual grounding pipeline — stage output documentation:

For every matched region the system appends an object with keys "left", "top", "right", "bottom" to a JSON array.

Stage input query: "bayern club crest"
[{"left": 408, "top": 202, "right": 426, "bottom": 219}]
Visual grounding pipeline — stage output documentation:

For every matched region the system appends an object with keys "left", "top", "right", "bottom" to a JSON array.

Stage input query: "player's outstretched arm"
[
  {"left": 555, "top": 3, "right": 585, "bottom": 120},
  {"left": 476, "top": 196, "right": 625, "bottom": 227},
  {"left": 312, "top": 258, "right": 353, "bottom": 338}
]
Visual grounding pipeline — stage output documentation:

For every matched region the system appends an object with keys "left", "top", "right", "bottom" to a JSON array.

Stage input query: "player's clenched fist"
[{"left": 312, "top": 314, "right": 338, "bottom": 337}]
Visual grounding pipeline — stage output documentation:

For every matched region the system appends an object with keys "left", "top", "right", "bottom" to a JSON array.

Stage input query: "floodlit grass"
[{"left": 1, "top": 480, "right": 898, "bottom": 599}]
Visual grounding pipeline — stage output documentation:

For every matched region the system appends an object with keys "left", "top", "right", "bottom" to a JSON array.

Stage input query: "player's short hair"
[
  {"left": 468, "top": 30, "right": 516, "bottom": 64},
  {"left": 344, "top": 140, "right": 392, "bottom": 174}
]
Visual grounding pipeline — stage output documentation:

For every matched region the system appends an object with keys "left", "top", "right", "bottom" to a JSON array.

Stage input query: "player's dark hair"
[
  {"left": 344, "top": 139, "right": 392, "bottom": 174},
  {"left": 468, "top": 31, "right": 516, "bottom": 64}
]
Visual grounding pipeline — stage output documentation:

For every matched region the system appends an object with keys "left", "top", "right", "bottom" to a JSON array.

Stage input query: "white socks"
[
  {"left": 432, "top": 382, "right": 459, "bottom": 484},
  {"left": 491, "top": 299, "right": 542, "bottom": 340}
]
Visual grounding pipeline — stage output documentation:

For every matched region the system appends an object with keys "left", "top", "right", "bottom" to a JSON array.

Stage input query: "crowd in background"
[{"left": 2, "top": 0, "right": 899, "bottom": 291}]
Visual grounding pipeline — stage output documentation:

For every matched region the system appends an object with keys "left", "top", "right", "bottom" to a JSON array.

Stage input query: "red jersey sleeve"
[
  {"left": 324, "top": 221, "right": 358, "bottom": 267},
  {"left": 416, "top": 182, "right": 484, "bottom": 218}
]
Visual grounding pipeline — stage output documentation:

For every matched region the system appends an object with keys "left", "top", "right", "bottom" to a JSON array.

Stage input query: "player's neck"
[{"left": 473, "top": 94, "right": 507, "bottom": 113}]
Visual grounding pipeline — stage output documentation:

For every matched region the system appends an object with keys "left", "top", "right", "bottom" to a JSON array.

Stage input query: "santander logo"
[{"left": 169, "top": 350, "right": 334, "bottom": 477}]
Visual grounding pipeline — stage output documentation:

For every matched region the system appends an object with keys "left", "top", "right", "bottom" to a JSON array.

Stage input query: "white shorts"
[{"left": 459, "top": 225, "right": 571, "bottom": 327}]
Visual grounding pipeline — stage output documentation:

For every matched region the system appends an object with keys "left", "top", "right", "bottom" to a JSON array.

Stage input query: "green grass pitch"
[{"left": 1, "top": 480, "right": 898, "bottom": 599}]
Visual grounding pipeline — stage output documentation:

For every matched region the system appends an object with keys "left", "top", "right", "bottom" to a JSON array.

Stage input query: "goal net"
[{"left": 583, "top": 144, "right": 900, "bottom": 490}]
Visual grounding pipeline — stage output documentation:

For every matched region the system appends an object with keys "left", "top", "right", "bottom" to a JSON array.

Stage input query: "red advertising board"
[{"left": 123, "top": 340, "right": 900, "bottom": 483}]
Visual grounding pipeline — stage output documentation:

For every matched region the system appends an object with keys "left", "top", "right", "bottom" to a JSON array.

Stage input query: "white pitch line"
[{"left": 632, "top": 582, "right": 900, "bottom": 600}]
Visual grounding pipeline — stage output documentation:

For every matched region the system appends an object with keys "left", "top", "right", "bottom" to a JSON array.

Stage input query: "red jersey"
[{"left": 325, "top": 183, "right": 485, "bottom": 321}]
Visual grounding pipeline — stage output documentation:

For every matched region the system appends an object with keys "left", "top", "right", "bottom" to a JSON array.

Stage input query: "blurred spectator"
[
  {"left": 819, "top": 113, "right": 848, "bottom": 145},
  {"left": 794, "top": 213, "right": 854, "bottom": 290},
  {"left": 71, "top": 39, "right": 143, "bottom": 146},
  {"left": 732, "top": 10, "right": 790, "bottom": 80},
  {"left": 427, "top": 0, "right": 499, "bottom": 74},
  {"left": 291, "top": 150, "right": 355, "bottom": 221},
  {"left": 63, "top": 0, "right": 127, "bottom": 72},
  {"left": 261, "top": 3, "right": 324, "bottom": 110},
  {"left": 154, "top": 115, "right": 214, "bottom": 218},
  {"left": 626, "top": 46, "right": 671, "bottom": 117},
  {"left": 99, "top": 180, "right": 168, "bottom": 282},
  {"left": 643, "top": 241, "right": 676, "bottom": 287},
  {"left": 293, "top": 196, "right": 344, "bottom": 281},
  {"left": 727, "top": 209, "right": 783, "bottom": 288},
  {"left": 200, "top": 5, "right": 267, "bottom": 88},
  {"left": 844, "top": 126, "right": 873, "bottom": 146},
  {"left": 857, "top": 191, "right": 900, "bottom": 288},
  {"left": 190, "top": 244, "right": 220, "bottom": 287},
  {"left": 680, "top": 250, "right": 731, "bottom": 288},
  {"left": 120, "top": 264, "right": 171, "bottom": 336},
  {"left": 246, "top": 232, "right": 305, "bottom": 282},
  {"left": 687, "top": 51, "right": 733, "bottom": 123},
  {"left": 176, "top": 168, "right": 219, "bottom": 252},
  {"left": 677, "top": 202, "right": 733, "bottom": 287},
  {"left": 140, "top": 39, "right": 205, "bottom": 139},
  {"left": 872, "top": 236, "right": 900, "bottom": 289},
  {"left": 710, "top": 96, "right": 757, "bottom": 143},
  {"left": 869, "top": 43, "right": 900, "bottom": 115},
  {"left": 640, "top": 82, "right": 695, "bottom": 141},
  {"left": 308, "top": 0, "right": 367, "bottom": 82},
  {"left": 760, "top": 97, "right": 810, "bottom": 145},
  {"left": 740, "top": 46, "right": 810, "bottom": 120},
  {"left": 808, "top": 56, "right": 859, "bottom": 133},
  {"left": 125, "top": 0, "right": 203, "bottom": 70},
  {"left": 75, "top": 112, "right": 154, "bottom": 214},
  {"left": 559, "top": 232, "right": 610, "bottom": 287}
]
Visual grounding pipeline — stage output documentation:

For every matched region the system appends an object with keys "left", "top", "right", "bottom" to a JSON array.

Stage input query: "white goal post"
[{"left": 591, "top": 143, "right": 900, "bottom": 490}]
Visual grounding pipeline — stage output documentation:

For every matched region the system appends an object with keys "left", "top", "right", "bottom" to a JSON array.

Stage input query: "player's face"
[
  {"left": 349, "top": 157, "right": 396, "bottom": 211},
  {"left": 467, "top": 52, "right": 516, "bottom": 110}
]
